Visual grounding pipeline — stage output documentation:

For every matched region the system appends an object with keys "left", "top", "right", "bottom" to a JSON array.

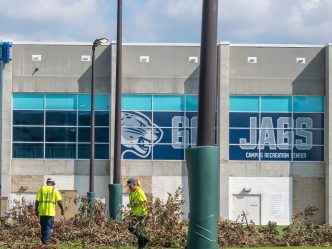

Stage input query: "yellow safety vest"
[
  {"left": 36, "top": 186, "right": 62, "bottom": 217},
  {"left": 129, "top": 187, "right": 147, "bottom": 217}
]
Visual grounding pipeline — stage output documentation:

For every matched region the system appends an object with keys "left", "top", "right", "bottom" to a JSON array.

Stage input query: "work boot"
[{"left": 138, "top": 236, "right": 149, "bottom": 248}]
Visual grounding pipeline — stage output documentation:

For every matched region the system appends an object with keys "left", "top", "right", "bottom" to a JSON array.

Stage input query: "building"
[{"left": 0, "top": 41, "right": 330, "bottom": 225}]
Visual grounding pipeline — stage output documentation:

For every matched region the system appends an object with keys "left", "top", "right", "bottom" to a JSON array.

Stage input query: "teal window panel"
[
  {"left": 13, "top": 94, "right": 44, "bottom": 110},
  {"left": 229, "top": 96, "right": 259, "bottom": 112},
  {"left": 154, "top": 95, "right": 184, "bottom": 111},
  {"left": 186, "top": 95, "right": 198, "bottom": 111},
  {"left": 78, "top": 94, "right": 90, "bottom": 111},
  {"left": 78, "top": 94, "right": 110, "bottom": 111},
  {"left": 122, "top": 95, "right": 152, "bottom": 111},
  {"left": 95, "top": 94, "right": 110, "bottom": 110},
  {"left": 46, "top": 94, "right": 76, "bottom": 110},
  {"left": 261, "top": 96, "right": 292, "bottom": 112},
  {"left": 294, "top": 96, "right": 324, "bottom": 112}
]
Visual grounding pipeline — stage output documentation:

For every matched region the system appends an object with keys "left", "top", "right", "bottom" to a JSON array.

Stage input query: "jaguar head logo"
[{"left": 121, "top": 112, "right": 163, "bottom": 158}]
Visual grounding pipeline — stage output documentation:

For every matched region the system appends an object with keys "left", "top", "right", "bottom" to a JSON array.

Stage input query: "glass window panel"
[
  {"left": 294, "top": 129, "right": 324, "bottom": 145},
  {"left": 229, "top": 145, "right": 260, "bottom": 160},
  {"left": 12, "top": 143, "right": 44, "bottom": 158},
  {"left": 78, "top": 111, "right": 109, "bottom": 126},
  {"left": 121, "top": 127, "right": 152, "bottom": 144},
  {"left": 153, "top": 145, "right": 184, "bottom": 160},
  {"left": 46, "top": 111, "right": 76, "bottom": 126},
  {"left": 95, "top": 94, "right": 110, "bottom": 110},
  {"left": 95, "top": 111, "right": 109, "bottom": 126},
  {"left": 78, "top": 144, "right": 90, "bottom": 159},
  {"left": 45, "top": 143, "right": 76, "bottom": 159},
  {"left": 293, "top": 96, "right": 324, "bottom": 112},
  {"left": 293, "top": 146, "right": 324, "bottom": 161},
  {"left": 78, "top": 111, "right": 90, "bottom": 126},
  {"left": 96, "top": 128, "right": 109, "bottom": 143},
  {"left": 229, "top": 129, "right": 259, "bottom": 145},
  {"left": 153, "top": 95, "right": 184, "bottom": 111},
  {"left": 229, "top": 113, "right": 259, "bottom": 128},
  {"left": 171, "top": 128, "right": 188, "bottom": 146},
  {"left": 186, "top": 95, "right": 198, "bottom": 111},
  {"left": 78, "top": 94, "right": 110, "bottom": 111},
  {"left": 77, "top": 144, "right": 109, "bottom": 159},
  {"left": 122, "top": 111, "right": 152, "bottom": 127},
  {"left": 260, "top": 113, "right": 293, "bottom": 129},
  {"left": 78, "top": 127, "right": 89, "bottom": 142},
  {"left": 229, "top": 96, "right": 259, "bottom": 112},
  {"left": 78, "top": 95, "right": 91, "bottom": 111},
  {"left": 153, "top": 112, "right": 185, "bottom": 128},
  {"left": 46, "top": 127, "right": 76, "bottom": 142},
  {"left": 260, "top": 146, "right": 291, "bottom": 161},
  {"left": 95, "top": 144, "right": 109, "bottom": 159},
  {"left": 13, "top": 110, "right": 44, "bottom": 125},
  {"left": 154, "top": 128, "right": 173, "bottom": 144},
  {"left": 293, "top": 113, "right": 324, "bottom": 129},
  {"left": 121, "top": 144, "right": 152, "bottom": 159},
  {"left": 13, "top": 127, "right": 44, "bottom": 142},
  {"left": 45, "top": 94, "right": 76, "bottom": 110},
  {"left": 261, "top": 96, "right": 292, "bottom": 112},
  {"left": 13, "top": 94, "right": 44, "bottom": 110},
  {"left": 78, "top": 128, "right": 109, "bottom": 143},
  {"left": 122, "top": 95, "right": 152, "bottom": 111}
]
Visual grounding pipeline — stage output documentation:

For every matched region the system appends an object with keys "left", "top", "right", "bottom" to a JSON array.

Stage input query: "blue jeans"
[{"left": 40, "top": 216, "right": 54, "bottom": 244}]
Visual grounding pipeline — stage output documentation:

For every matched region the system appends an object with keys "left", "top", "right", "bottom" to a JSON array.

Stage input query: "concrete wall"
[
  {"left": 0, "top": 60, "right": 12, "bottom": 197},
  {"left": 229, "top": 45, "right": 325, "bottom": 95},
  {"left": 12, "top": 44, "right": 111, "bottom": 93},
  {"left": 325, "top": 44, "right": 332, "bottom": 223},
  {"left": 122, "top": 44, "right": 200, "bottom": 94}
]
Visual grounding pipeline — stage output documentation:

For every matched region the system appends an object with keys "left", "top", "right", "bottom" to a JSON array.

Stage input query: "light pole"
[
  {"left": 185, "top": 0, "right": 219, "bottom": 248},
  {"left": 109, "top": 0, "right": 123, "bottom": 220},
  {"left": 88, "top": 38, "right": 109, "bottom": 215}
]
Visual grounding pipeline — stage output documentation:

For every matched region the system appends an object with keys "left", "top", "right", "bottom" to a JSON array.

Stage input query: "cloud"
[
  {"left": 122, "top": 0, "right": 202, "bottom": 42},
  {"left": 0, "top": 0, "right": 112, "bottom": 42},
  {"left": 1, "top": 0, "right": 332, "bottom": 44},
  {"left": 220, "top": 0, "right": 332, "bottom": 44}
]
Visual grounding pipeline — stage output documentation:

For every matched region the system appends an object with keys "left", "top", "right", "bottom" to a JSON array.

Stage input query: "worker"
[
  {"left": 35, "top": 178, "right": 64, "bottom": 245},
  {"left": 127, "top": 178, "right": 150, "bottom": 249}
]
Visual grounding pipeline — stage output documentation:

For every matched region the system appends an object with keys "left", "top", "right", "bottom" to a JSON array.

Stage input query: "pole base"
[
  {"left": 109, "top": 184, "right": 123, "bottom": 220},
  {"left": 185, "top": 146, "right": 219, "bottom": 249},
  {"left": 87, "top": 192, "right": 96, "bottom": 217}
]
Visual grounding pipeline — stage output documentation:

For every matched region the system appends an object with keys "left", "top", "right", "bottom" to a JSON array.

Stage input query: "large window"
[
  {"left": 12, "top": 93, "right": 110, "bottom": 159},
  {"left": 121, "top": 94, "right": 198, "bottom": 160},
  {"left": 13, "top": 93, "right": 202, "bottom": 161},
  {"left": 229, "top": 96, "right": 324, "bottom": 161}
]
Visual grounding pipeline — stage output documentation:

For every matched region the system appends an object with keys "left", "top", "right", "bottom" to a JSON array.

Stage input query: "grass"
[{"left": 3, "top": 246, "right": 332, "bottom": 249}]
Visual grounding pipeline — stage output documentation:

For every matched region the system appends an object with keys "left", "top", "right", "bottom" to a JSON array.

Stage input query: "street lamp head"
[{"left": 93, "top": 38, "right": 110, "bottom": 48}]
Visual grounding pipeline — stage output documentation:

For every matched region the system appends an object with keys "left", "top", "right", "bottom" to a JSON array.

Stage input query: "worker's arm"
[
  {"left": 57, "top": 200, "right": 65, "bottom": 215},
  {"left": 35, "top": 201, "right": 39, "bottom": 216}
]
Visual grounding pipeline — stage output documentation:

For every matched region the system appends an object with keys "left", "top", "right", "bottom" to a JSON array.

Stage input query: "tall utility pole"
[
  {"left": 185, "top": 0, "right": 219, "bottom": 248},
  {"left": 109, "top": 0, "right": 123, "bottom": 220}
]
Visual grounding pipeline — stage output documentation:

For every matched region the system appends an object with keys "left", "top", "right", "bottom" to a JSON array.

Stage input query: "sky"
[{"left": 0, "top": 0, "right": 331, "bottom": 44}]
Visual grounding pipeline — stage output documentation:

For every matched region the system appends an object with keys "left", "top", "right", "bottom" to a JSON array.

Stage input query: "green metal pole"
[
  {"left": 109, "top": 184, "right": 122, "bottom": 220},
  {"left": 186, "top": 146, "right": 219, "bottom": 249}
]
